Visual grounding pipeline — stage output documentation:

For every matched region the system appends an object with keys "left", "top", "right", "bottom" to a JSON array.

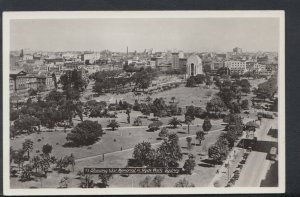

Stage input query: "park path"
[
  {"left": 75, "top": 127, "right": 224, "bottom": 162},
  {"left": 40, "top": 122, "right": 221, "bottom": 131}
]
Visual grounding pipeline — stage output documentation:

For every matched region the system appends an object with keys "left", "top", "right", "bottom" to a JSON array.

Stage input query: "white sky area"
[{"left": 10, "top": 18, "right": 279, "bottom": 52}]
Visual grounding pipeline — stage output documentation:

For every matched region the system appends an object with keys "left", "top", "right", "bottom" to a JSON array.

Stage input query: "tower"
[{"left": 186, "top": 54, "right": 203, "bottom": 78}]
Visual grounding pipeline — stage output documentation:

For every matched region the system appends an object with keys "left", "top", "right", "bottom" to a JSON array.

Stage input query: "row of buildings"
[{"left": 10, "top": 69, "right": 55, "bottom": 97}]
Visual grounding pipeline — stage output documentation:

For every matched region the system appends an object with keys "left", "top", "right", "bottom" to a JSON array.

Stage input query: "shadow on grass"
[
  {"left": 177, "top": 131, "right": 187, "bottom": 134},
  {"left": 95, "top": 182, "right": 107, "bottom": 188},
  {"left": 198, "top": 163, "right": 214, "bottom": 168},
  {"left": 201, "top": 158, "right": 222, "bottom": 165}
]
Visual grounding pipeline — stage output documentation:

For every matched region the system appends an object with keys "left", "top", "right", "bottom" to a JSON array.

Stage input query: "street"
[{"left": 235, "top": 118, "right": 278, "bottom": 187}]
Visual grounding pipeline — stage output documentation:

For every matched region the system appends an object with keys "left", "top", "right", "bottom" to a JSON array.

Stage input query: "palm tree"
[
  {"left": 196, "top": 131, "right": 205, "bottom": 145},
  {"left": 168, "top": 117, "right": 182, "bottom": 128},
  {"left": 22, "top": 139, "right": 33, "bottom": 159}
]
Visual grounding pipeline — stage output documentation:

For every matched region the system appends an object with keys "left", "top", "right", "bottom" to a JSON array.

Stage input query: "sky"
[{"left": 10, "top": 18, "right": 280, "bottom": 52}]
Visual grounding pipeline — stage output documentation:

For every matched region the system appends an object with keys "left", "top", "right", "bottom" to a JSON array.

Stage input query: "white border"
[{"left": 3, "top": 11, "right": 285, "bottom": 195}]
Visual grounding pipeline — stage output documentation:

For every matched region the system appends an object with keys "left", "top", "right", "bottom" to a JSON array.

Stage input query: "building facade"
[
  {"left": 186, "top": 54, "right": 203, "bottom": 77},
  {"left": 171, "top": 52, "right": 179, "bottom": 69},
  {"left": 225, "top": 60, "right": 247, "bottom": 75}
]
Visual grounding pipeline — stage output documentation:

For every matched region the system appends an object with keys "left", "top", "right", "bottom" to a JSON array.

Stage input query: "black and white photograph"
[{"left": 3, "top": 11, "right": 285, "bottom": 195}]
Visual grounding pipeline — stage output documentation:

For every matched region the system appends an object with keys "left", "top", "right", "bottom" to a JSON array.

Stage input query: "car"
[
  {"left": 240, "top": 159, "right": 246, "bottom": 164},
  {"left": 233, "top": 169, "right": 240, "bottom": 174},
  {"left": 238, "top": 164, "right": 244, "bottom": 169}
]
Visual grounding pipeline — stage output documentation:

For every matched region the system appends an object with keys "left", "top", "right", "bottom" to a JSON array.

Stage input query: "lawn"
[
  {"left": 82, "top": 84, "right": 218, "bottom": 109},
  {"left": 10, "top": 124, "right": 225, "bottom": 188}
]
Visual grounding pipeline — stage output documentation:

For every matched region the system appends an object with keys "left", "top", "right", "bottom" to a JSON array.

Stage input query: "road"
[{"left": 234, "top": 118, "right": 277, "bottom": 187}]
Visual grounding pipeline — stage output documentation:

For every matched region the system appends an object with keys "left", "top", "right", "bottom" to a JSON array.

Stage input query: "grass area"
[
  {"left": 10, "top": 118, "right": 223, "bottom": 161},
  {"left": 82, "top": 84, "right": 218, "bottom": 109},
  {"left": 10, "top": 125, "right": 225, "bottom": 188}
]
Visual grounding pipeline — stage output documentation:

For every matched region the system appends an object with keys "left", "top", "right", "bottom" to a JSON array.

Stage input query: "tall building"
[
  {"left": 171, "top": 52, "right": 179, "bottom": 69},
  {"left": 186, "top": 54, "right": 203, "bottom": 77},
  {"left": 224, "top": 60, "right": 247, "bottom": 75}
]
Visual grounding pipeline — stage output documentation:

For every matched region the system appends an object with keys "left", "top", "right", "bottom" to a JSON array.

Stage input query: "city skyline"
[{"left": 10, "top": 18, "right": 279, "bottom": 53}]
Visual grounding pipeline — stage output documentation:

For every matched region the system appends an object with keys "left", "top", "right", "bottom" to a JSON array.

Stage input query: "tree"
[
  {"left": 183, "top": 154, "right": 196, "bottom": 174},
  {"left": 45, "top": 90, "right": 64, "bottom": 103},
  {"left": 133, "top": 70, "right": 151, "bottom": 92},
  {"left": 158, "top": 127, "right": 168, "bottom": 139},
  {"left": 256, "top": 74, "right": 277, "bottom": 100},
  {"left": 231, "top": 72, "right": 240, "bottom": 80},
  {"left": 239, "top": 79, "right": 251, "bottom": 94},
  {"left": 79, "top": 172, "right": 94, "bottom": 188},
  {"left": 107, "top": 119, "right": 120, "bottom": 131},
  {"left": 241, "top": 99, "right": 249, "bottom": 110},
  {"left": 133, "top": 141, "right": 156, "bottom": 166},
  {"left": 202, "top": 117, "right": 212, "bottom": 133},
  {"left": 208, "top": 145, "right": 222, "bottom": 163},
  {"left": 20, "top": 164, "right": 34, "bottom": 182},
  {"left": 185, "top": 106, "right": 196, "bottom": 120},
  {"left": 28, "top": 88, "right": 37, "bottom": 97},
  {"left": 171, "top": 96, "right": 176, "bottom": 103},
  {"left": 56, "top": 155, "right": 73, "bottom": 173},
  {"left": 195, "top": 74, "right": 206, "bottom": 84},
  {"left": 168, "top": 117, "right": 182, "bottom": 128},
  {"left": 175, "top": 178, "right": 195, "bottom": 187},
  {"left": 186, "top": 137, "right": 192, "bottom": 151},
  {"left": 58, "top": 176, "right": 70, "bottom": 188},
  {"left": 66, "top": 120, "right": 103, "bottom": 146},
  {"left": 219, "top": 131, "right": 236, "bottom": 149},
  {"left": 98, "top": 173, "right": 113, "bottom": 187},
  {"left": 156, "top": 133, "right": 182, "bottom": 167},
  {"left": 37, "top": 84, "right": 46, "bottom": 93},
  {"left": 52, "top": 72, "right": 58, "bottom": 90},
  {"left": 133, "top": 117, "right": 142, "bottom": 126},
  {"left": 139, "top": 175, "right": 164, "bottom": 187},
  {"left": 31, "top": 155, "right": 41, "bottom": 173},
  {"left": 10, "top": 109, "right": 19, "bottom": 122},
  {"left": 206, "top": 96, "right": 227, "bottom": 118},
  {"left": 150, "top": 175, "right": 164, "bottom": 187},
  {"left": 186, "top": 76, "right": 196, "bottom": 87},
  {"left": 22, "top": 139, "right": 33, "bottom": 159},
  {"left": 13, "top": 149, "right": 26, "bottom": 171},
  {"left": 230, "top": 102, "right": 241, "bottom": 114},
  {"left": 148, "top": 121, "right": 163, "bottom": 132},
  {"left": 139, "top": 176, "right": 152, "bottom": 187},
  {"left": 196, "top": 131, "right": 205, "bottom": 145},
  {"left": 10, "top": 126, "right": 18, "bottom": 139},
  {"left": 225, "top": 113, "right": 244, "bottom": 137},
  {"left": 42, "top": 144, "right": 53, "bottom": 155},
  {"left": 15, "top": 115, "right": 40, "bottom": 134}
]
